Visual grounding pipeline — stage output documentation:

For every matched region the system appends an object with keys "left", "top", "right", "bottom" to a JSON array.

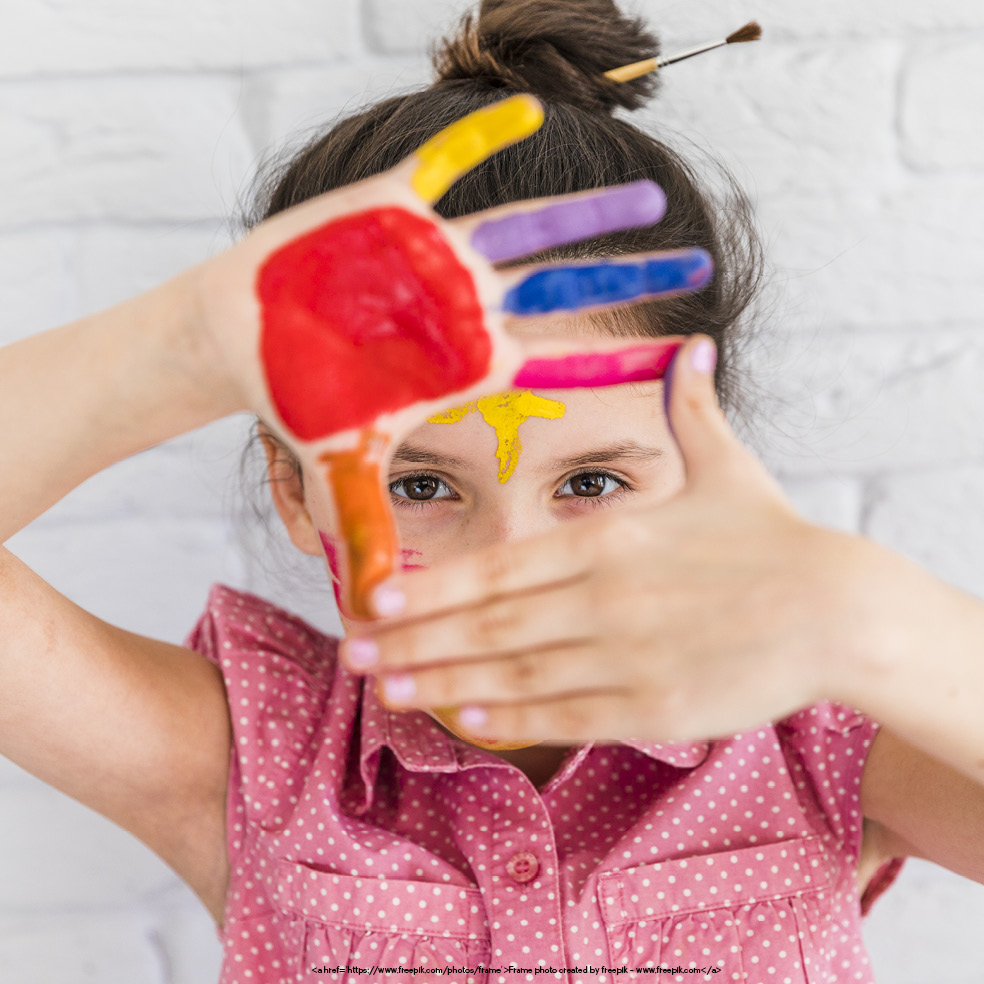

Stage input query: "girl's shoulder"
[
  {"left": 184, "top": 583, "right": 340, "bottom": 689},
  {"left": 184, "top": 585, "right": 347, "bottom": 857}
]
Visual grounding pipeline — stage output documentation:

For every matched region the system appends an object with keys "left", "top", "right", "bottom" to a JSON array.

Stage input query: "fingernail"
[
  {"left": 373, "top": 583, "right": 406, "bottom": 617},
  {"left": 383, "top": 673, "right": 416, "bottom": 704},
  {"left": 346, "top": 638, "right": 379, "bottom": 669},
  {"left": 690, "top": 339, "right": 717, "bottom": 373},
  {"left": 458, "top": 705, "right": 488, "bottom": 730}
]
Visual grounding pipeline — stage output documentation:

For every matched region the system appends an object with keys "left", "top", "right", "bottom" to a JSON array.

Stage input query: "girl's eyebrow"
[
  {"left": 391, "top": 442, "right": 467, "bottom": 468},
  {"left": 552, "top": 442, "right": 664, "bottom": 469}
]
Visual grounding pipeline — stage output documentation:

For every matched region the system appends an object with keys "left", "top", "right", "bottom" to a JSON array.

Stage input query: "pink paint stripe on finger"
[{"left": 512, "top": 339, "right": 682, "bottom": 388}]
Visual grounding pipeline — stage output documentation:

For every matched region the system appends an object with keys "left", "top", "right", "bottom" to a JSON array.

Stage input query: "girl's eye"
[
  {"left": 557, "top": 472, "right": 625, "bottom": 499},
  {"left": 390, "top": 474, "right": 455, "bottom": 502}
]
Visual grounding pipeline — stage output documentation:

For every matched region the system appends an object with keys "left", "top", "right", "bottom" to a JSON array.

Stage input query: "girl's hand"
[
  {"left": 196, "top": 95, "right": 713, "bottom": 617},
  {"left": 341, "top": 335, "right": 890, "bottom": 743}
]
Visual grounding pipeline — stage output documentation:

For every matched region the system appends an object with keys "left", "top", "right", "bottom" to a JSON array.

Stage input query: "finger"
[
  {"left": 463, "top": 181, "right": 667, "bottom": 264},
  {"left": 409, "top": 94, "right": 544, "bottom": 205},
  {"left": 449, "top": 690, "right": 636, "bottom": 744},
  {"left": 367, "top": 518, "right": 595, "bottom": 620},
  {"left": 319, "top": 431, "right": 400, "bottom": 620},
  {"left": 662, "top": 335, "right": 751, "bottom": 489},
  {"left": 513, "top": 337, "right": 681, "bottom": 388},
  {"left": 348, "top": 584, "right": 594, "bottom": 672},
  {"left": 372, "top": 642, "right": 610, "bottom": 712},
  {"left": 500, "top": 248, "right": 713, "bottom": 317}
]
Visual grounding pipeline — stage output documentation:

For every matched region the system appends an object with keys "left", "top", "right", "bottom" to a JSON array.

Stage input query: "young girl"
[{"left": 4, "top": 1, "right": 983, "bottom": 982}]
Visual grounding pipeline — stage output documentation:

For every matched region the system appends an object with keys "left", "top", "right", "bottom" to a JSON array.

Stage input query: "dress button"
[{"left": 506, "top": 850, "right": 539, "bottom": 884}]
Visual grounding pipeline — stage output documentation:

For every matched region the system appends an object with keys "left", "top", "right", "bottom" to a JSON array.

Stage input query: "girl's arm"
[
  {"left": 0, "top": 270, "right": 240, "bottom": 541},
  {"left": 0, "top": 270, "right": 239, "bottom": 922},
  {"left": 849, "top": 547, "right": 984, "bottom": 886}
]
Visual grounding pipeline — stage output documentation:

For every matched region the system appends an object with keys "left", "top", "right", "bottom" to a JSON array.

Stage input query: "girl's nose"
[{"left": 467, "top": 501, "right": 556, "bottom": 551}]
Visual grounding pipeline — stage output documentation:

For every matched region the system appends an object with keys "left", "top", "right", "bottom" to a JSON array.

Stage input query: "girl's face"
[{"left": 271, "top": 324, "right": 687, "bottom": 749}]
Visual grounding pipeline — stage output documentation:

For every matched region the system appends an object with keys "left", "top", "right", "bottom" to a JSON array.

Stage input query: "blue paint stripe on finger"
[{"left": 503, "top": 249, "right": 713, "bottom": 316}]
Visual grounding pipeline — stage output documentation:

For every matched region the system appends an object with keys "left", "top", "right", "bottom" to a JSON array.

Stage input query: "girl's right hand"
[{"left": 195, "top": 94, "right": 714, "bottom": 616}]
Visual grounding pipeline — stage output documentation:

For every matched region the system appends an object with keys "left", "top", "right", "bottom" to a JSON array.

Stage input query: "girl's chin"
[{"left": 430, "top": 706, "right": 540, "bottom": 751}]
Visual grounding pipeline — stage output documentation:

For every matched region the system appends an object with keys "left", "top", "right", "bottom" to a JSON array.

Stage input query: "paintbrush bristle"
[{"left": 726, "top": 21, "right": 762, "bottom": 45}]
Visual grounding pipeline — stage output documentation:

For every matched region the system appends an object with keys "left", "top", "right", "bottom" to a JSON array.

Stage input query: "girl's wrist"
[{"left": 155, "top": 263, "right": 247, "bottom": 423}]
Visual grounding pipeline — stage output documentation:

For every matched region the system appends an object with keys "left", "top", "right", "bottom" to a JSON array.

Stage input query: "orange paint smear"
[
  {"left": 319, "top": 430, "right": 400, "bottom": 620},
  {"left": 430, "top": 708, "right": 541, "bottom": 750}
]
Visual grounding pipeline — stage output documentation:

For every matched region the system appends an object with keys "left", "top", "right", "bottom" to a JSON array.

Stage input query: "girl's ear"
[{"left": 258, "top": 425, "right": 323, "bottom": 557}]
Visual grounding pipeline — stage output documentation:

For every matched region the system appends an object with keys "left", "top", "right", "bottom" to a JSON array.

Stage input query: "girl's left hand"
[
  {"left": 341, "top": 335, "right": 893, "bottom": 743},
  {"left": 203, "top": 94, "right": 712, "bottom": 619}
]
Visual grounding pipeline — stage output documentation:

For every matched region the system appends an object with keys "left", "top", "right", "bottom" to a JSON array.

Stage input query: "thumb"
[{"left": 663, "top": 335, "right": 746, "bottom": 488}]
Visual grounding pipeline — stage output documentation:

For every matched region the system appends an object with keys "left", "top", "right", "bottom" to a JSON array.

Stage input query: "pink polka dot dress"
[{"left": 186, "top": 585, "right": 900, "bottom": 984}]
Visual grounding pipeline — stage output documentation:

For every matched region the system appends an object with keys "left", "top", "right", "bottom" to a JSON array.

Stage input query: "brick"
[
  {"left": 76, "top": 224, "right": 232, "bottom": 318},
  {"left": 0, "top": 0, "right": 358, "bottom": 77},
  {"left": 26, "top": 416, "right": 253, "bottom": 526},
  {"left": 0, "top": 773, "right": 178, "bottom": 909},
  {"left": 362, "top": 0, "right": 984, "bottom": 61},
  {"left": 636, "top": 0, "right": 984, "bottom": 40},
  {"left": 755, "top": 328, "right": 984, "bottom": 478},
  {"left": 759, "top": 174, "right": 984, "bottom": 332},
  {"left": 243, "top": 58, "right": 430, "bottom": 156},
  {"left": 864, "top": 466, "right": 984, "bottom": 597},
  {"left": 639, "top": 42, "right": 900, "bottom": 200},
  {"left": 0, "top": 232, "right": 76, "bottom": 343},
  {"left": 0, "top": 913, "right": 165, "bottom": 984},
  {"left": 5, "top": 516, "right": 246, "bottom": 643},
  {"left": 901, "top": 41, "right": 984, "bottom": 170},
  {"left": 0, "top": 77, "right": 254, "bottom": 226},
  {"left": 364, "top": 0, "right": 466, "bottom": 54}
]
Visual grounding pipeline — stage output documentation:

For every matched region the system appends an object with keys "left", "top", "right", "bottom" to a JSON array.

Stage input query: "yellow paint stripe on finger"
[{"left": 410, "top": 94, "right": 544, "bottom": 204}]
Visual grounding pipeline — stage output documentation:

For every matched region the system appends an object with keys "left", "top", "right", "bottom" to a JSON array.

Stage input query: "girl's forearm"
[
  {"left": 838, "top": 540, "right": 984, "bottom": 786},
  {"left": 0, "top": 265, "right": 243, "bottom": 541}
]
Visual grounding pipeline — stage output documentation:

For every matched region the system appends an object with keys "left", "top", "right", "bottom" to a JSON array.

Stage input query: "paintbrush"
[{"left": 604, "top": 21, "right": 762, "bottom": 83}]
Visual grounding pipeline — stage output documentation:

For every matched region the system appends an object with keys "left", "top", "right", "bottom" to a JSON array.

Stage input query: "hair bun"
[{"left": 432, "top": 0, "right": 661, "bottom": 113}]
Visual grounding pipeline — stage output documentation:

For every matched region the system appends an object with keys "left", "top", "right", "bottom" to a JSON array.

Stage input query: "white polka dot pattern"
[{"left": 185, "top": 585, "right": 898, "bottom": 984}]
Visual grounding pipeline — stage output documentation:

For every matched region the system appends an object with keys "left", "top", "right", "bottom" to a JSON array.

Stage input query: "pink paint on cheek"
[
  {"left": 318, "top": 532, "right": 344, "bottom": 607},
  {"left": 400, "top": 548, "right": 427, "bottom": 571}
]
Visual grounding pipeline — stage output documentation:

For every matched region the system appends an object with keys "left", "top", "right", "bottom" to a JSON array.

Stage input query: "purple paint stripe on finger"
[
  {"left": 513, "top": 339, "right": 683, "bottom": 389},
  {"left": 471, "top": 180, "right": 667, "bottom": 263}
]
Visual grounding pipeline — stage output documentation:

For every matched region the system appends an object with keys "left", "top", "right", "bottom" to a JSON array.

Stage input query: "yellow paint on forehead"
[{"left": 429, "top": 390, "right": 566, "bottom": 483}]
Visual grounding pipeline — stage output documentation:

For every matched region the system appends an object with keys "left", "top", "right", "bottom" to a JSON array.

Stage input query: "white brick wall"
[{"left": 1, "top": 0, "right": 982, "bottom": 978}]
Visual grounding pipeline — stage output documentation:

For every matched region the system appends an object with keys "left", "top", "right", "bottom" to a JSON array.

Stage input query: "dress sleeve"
[
  {"left": 184, "top": 584, "right": 339, "bottom": 872},
  {"left": 777, "top": 700, "right": 903, "bottom": 913}
]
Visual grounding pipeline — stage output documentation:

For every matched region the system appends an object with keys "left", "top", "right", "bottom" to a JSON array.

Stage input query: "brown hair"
[{"left": 245, "top": 0, "right": 763, "bottom": 432}]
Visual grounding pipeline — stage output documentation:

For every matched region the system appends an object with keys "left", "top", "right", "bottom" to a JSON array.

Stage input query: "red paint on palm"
[{"left": 258, "top": 207, "right": 491, "bottom": 441}]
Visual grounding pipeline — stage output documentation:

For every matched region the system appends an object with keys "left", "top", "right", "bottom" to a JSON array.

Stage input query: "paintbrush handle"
[{"left": 603, "top": 57, "right": 660, "bottom": 83}]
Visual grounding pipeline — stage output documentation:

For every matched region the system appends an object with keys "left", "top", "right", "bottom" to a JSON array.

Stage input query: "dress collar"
[{"left": 349, "top": 672, "right": 711, "bottom": 813}]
